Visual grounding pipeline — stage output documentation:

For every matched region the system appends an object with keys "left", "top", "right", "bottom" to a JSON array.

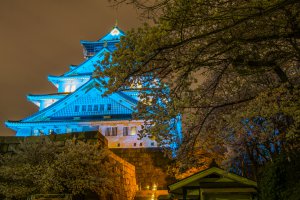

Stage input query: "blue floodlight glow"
[{"left": 5, "top": 25, "right": 182, "bottom": 150}]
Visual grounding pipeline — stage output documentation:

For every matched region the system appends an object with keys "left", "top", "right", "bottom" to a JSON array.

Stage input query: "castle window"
[
  {"left": 70, "top": 85, "right": 76, "bottom": 92},
  {"left": 130, "top": 126, "right": 137, "bottom": 136},
  {"left": 105, "top": 127, "right": 111, "bottom": 136},
  {"left": 123, "top": 127, "right": 129, "bottom": 136},
  {"left": 151, "top": 142, "right": 155, "bottom": 146},
  {"left": 134, "top": 143, "right": 136, "bottom": 147},
  {"left": 100, "top": 104, "right": 104, "bottom": 111},
  {"left": 107, "top": 104, "right": 112, "bottom": 111},
  {"left": 117, "top": 143, "right": 120, "bottom": 147},
  {"left": 140, "top": 142, "right": 143, "bottom": 147},
  {"left": 88, "top": 105, "right": 92, "bottom": 111},
  {"left": 65, "top": 85, "right": 70, "bottom": 92},
  {"left": 33, "top": 129, "right": 39, "bottom": 136},
  {"left": 75, "top": 105, "right": 79, "bottom": 112},
  {"left": 112, "top": 127, "right": 118, "bottom": 136},
  {"left": 82, "top": 105, "right": 86, "bottom": 112},
  {"left": 66, "top": 128, "right": 72, "bottom": 133},
  {"left": 39, "top": 130, "right": 44, "bottom": 135},
  {"left": 93, "top": 105, "right": 98, "bottom": 111}
]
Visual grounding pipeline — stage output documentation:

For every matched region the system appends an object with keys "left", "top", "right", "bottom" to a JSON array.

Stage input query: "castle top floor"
[{"left": 80, "top": 26, "right": 125, "bottom": 59}]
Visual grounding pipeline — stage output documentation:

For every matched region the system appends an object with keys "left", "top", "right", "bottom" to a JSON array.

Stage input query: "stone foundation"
[
  {"left": 110, "top": 153, "right": 137, "bottom": 200},
  {"left": 0, "top": 132, "right": 174, "bottom": 199},
  {"left": 111, "top": 148, "right": 175, "bottom": 191}
]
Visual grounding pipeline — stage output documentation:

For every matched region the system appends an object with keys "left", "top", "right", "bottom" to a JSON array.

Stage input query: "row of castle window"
[
  {"left": 65, "top": 85, "right": 76, "bottom": 92},
  {"left": 32, "top": 126, "right": 137, "bottom": 136},
  {"left": 105, "top": 126, "right": 137, "bottom": 136},
  {"left": 116, "top": 142, "right": 155, "bottom": 147},
  {"left": 74, "top": 104, "right": 112, "bottom": 112}
]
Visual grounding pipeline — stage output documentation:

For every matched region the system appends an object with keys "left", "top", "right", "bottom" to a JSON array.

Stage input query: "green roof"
[{"left": 168, "top": 167, "right": 257, "bottom": 195}]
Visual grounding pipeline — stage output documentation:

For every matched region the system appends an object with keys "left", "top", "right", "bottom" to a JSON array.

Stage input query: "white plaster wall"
[{"left": 96, "top": 122, "right": 157, "bottom": 148}]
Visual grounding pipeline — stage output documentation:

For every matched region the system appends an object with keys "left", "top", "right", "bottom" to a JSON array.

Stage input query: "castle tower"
[{"left": 5, "top": 26, "right": 157, "bottom": 149}]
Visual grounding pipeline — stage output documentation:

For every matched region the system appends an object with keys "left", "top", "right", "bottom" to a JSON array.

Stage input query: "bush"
[{"left": 0, "top": 137, "right": 116, "bottom": 199}]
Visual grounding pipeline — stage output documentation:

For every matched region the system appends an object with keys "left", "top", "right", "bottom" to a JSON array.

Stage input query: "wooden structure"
[{"left": 167, "top": 166, "right": 257, "bottom": 200}]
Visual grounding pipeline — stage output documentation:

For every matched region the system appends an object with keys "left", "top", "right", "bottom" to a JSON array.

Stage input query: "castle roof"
[
  {"left": 98, "top": 26, "right": 125, "bottom": 42},
  {"left": 64, "top": 47, "right": 111, "bottom": 76},
  {"left": 168, "top": 166, "right": 257, "bottom": 198},
  {"left": 80, "top": 26, "right": 125, "bottom": 44},
  {"left": 5, "top": 25, "right": 147, "bottom": 138},
  {"left": 27, "top": 93, "right": 68, "bottom": 104},
  {"left": 6, "top": 78, "right": 138, "bottom": 129},
  {"left": 80, "top": 26, "right": 125, "bottom": 59}
]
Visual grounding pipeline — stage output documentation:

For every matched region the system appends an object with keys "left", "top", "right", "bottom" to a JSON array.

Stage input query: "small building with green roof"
[{"left": 164, "top": 164, "right": 257, "bottom": 200}]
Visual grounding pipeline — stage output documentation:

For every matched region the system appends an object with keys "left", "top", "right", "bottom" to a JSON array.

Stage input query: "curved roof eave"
[
  {"left": 80, "top": 26, "right": 125, "bottom": 45},
  {"left": 5, "top": 118, "right": 144, "bottom": 128},
  {"left": 48, "top": 74, "right": 91, "bottom": 82},
  {"left": 27, "top": 93, "right": 69, "bottom": 101},
  {"left": 21, "top": 78, "right": 138, "bottom": 123},
  {"left": 63, "top": 47, "right": 111, "bottom": 76}
]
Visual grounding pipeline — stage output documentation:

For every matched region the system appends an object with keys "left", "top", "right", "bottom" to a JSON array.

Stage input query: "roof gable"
[
  {"left": 64, "top": 47, "right": 111, "bottom": 76},
  {"left": 98, "top": 26, "right": 125, "bottom": 42},
  {"left": 169, "top": 167, "right": 257, "bottom": 192},
  {"left": 22, "top": 79, "right": 137, "bottom": 122},
  {"left": 50, "top": 88, "right": 133, "bottom": 119}
]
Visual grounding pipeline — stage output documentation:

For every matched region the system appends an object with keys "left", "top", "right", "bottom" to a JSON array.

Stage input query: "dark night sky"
[{"left": 0, "top": 0, "right": 141, "bottom": 136}]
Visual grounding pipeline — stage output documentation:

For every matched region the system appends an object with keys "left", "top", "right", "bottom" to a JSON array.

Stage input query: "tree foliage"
[
  {"left": 0, "top": 138, "right": 116, "bottom": 199},
  {"left": 104, "top": 0, "right": 300, "bottom": 177},
  {"left": 258, "top": 152, "right": 300, "bottom": 200},
  {"left": 218, "top": 85, "right": 300, "bottom": 178}
]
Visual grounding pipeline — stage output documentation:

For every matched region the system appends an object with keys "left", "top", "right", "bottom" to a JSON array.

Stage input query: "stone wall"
[
  {"left": 0, "top": 132, "right": 174, "bottom": 199},
  {"left": 110, "top": 153, "right": 137, "bottom": 200},
  {"left": 111, "top": 148, "right": 175, "bottom": 190}
]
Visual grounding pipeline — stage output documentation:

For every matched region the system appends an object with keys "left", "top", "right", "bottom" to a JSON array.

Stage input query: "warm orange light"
[{"left": 152, "top": 184, "right": 157, "bottom": 190}]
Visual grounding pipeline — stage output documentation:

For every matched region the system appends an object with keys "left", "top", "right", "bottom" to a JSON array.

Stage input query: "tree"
[
  {"left": 0, "top": 137, "right": 62, "bottom": 199},
  {"left": 41, "top": 140, "right": 116, "bottom": 199},
  {"left": 219, "top": 85, "right": 300, "bottom": 179},
  {"left": 103, "top": 0, "right": 300, "bottom": 177},
  {"left": 258, "top": 151, "right": 300, "bottom": 200},
  {"left": 0, "top": 137, "right": 116, "bottom": 199}
]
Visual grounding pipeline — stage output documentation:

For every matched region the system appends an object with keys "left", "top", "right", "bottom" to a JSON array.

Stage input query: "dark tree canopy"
[
  {"left": 0, "top": 138, "right": 116, "bottom": 199},
  {"left": 104, "top": 0, "right": 300, "bottom": 177}
]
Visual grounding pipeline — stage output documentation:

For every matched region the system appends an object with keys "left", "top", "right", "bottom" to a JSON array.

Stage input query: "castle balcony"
[
  {"left": 80, "top": 40, "right": 119, "bottom": 59},
  {"left": 27, "top": 93, "right": 69, "bottom": 110},
  {"left": 48, "top": 75, "right": 90, "bottom": 92},
  {"left": 80, "top": 26, "right": 124, "bottom": 59}
]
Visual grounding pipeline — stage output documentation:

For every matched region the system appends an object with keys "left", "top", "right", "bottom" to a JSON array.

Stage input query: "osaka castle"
[{"left": 5, "top": 25, "right": 159, "bottom": 148}]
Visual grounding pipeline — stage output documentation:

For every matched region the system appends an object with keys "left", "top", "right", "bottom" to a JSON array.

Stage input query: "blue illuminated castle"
[{"left": 5, "top": 25, "right": 158, "bottom": 148}]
